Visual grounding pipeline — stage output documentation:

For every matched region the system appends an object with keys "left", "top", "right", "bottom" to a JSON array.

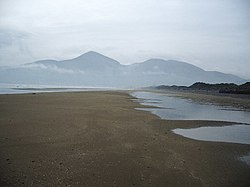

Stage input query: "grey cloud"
[{"left": 0, "top": 0, "right": 249, "bottom": 78}]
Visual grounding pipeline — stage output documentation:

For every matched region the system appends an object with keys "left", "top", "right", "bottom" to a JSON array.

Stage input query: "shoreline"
[
  {"left": 0, "top": 91, "right": 250, "bottom": 186},
  {"left": 134, "top": 89, "right": 250, "bottom": 111}
]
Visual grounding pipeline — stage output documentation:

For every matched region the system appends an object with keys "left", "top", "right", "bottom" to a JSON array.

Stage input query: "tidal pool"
[
  {"left": 131, "top": 91, "right": 250, "bottom": 144},
  {"left": 131, "top": 91, "right": 250, "bottom": 124},
  {"left": 173, "top": 124, "right": 250, "bottom": 145},
  {"left": 173, "top": 125, "right": 250, "bottom": 165}
]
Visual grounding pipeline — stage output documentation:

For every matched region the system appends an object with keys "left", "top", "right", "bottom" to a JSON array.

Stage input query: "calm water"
[
  {"left": 173, "top": 125, "right": 250, "bottom": 145},
  {"left": 131, "top": 91, "right": 250, "bottom": 124},
  {"left": 131, "top": 91, "right": 250, "bottom": 164},
  {"left": 173, "top": 124, "right": 250, "bottom": 165}
]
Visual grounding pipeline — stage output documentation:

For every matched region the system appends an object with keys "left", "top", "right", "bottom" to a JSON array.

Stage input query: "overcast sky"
[{"left": 0, "top": 0, "right": 249, "bottom": 78}]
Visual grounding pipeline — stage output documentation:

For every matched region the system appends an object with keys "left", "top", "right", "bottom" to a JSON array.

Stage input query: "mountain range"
[{"left": 0, "top": 51, "right": 246, "bottom": 88}]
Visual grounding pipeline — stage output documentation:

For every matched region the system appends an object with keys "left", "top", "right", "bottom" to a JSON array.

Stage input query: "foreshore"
[
  {"left": 141, "top": 88, "right": 250, "bottom": 111},
  {"left": 0, "top": 91, "right": 249, "bottom": 186}
]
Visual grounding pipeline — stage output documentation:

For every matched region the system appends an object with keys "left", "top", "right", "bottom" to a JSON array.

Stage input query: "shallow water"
[
  {"left": 240, "top": 153, "right": 250, "bottom": 165},
  {"left": 132, "top": 91, "right": 250, "bottom": 164},
  {"left": 173, "top": 124, "right": 250, "bottom": 165},
  {"left": 131, "top": 91, "right": 250, "bottom": 124},
  {"left": 173, "top": 124, "right": 250, "bottom": 145}
]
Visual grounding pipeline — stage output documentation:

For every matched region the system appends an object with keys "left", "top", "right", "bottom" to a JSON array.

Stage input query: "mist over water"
[{"left": 0, "top": 83, "right": 118, "bottom": 94}]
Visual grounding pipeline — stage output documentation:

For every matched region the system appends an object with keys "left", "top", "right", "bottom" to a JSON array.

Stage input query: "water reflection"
[
  {"left": 131, "top": 91, "right": 250, "bottom": 124},
  {"left": 173, "top": 124, "right": 250, "bottom": 145}
]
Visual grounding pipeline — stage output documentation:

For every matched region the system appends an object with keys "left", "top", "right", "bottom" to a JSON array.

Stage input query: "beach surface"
[
  {"left": 147, "top": 89, "right": 250, "bottom": 111},
  {"left": 0, "top": 91, "right": 249, "bottom": 186}
]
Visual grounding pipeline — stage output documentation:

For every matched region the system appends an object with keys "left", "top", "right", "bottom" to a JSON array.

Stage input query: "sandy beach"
[{"left": 0, "top": 91, "right": 249, "bottom": 186}]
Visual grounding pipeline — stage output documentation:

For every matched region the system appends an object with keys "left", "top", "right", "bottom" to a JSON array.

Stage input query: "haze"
[{"left": 0, "top": 0, "right": 249, "bottom": 78}]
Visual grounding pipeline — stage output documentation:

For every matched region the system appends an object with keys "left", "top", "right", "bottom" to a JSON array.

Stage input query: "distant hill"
[
  {"left": 156, "top": 82, "right": 250, "bottom": 95},
  {"left": 0, "top": 51, "right": 246, "bottom": 87},
  {"left": 219, "top": 82, "right": 250, "bottom": 94},
  {"left": 32, "top": 51, "right": 122, "bottom": 71}
]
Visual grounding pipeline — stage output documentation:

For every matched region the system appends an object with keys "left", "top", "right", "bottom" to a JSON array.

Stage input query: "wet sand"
[
  {"left": 145, "top": 89, "right": 250, "bottom": 111},
  {"left": 0, "top": 91, "right": 249, "bottom": 186}
]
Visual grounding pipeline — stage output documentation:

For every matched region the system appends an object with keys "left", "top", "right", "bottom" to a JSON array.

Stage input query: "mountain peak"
[
  {"left": 84, "top": 51, "right": 101, "bottom": 56},
  {"left": 75, "top": 51, "right": 106, "bottom": 59},
  {"left": 66, "top": 51, "right": 121, "bottom": 69},
  {"left": 144, "top": 58, "right": 204, "bottom": 71},
  {"left": 0, "top": 51, "right": 246, "bottom": 87}
]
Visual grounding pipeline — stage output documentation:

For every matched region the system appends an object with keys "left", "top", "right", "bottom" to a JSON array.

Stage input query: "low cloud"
[
  {"left": 0, "top": 0, "right": 249, "bottom": 78},
  {"left": 22, "top": 63, "right": 78, "bottom": 74}
]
